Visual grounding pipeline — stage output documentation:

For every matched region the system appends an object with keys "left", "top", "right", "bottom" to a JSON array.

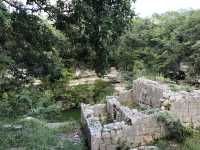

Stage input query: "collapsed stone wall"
[
  {"left": 81, "top": 78, "right": 200, "bottom": 150},
  {"left": 169, "top": 91, "right": 200, "bottom": 127},
  {"left": 132, "top": 79, "right": 169, "bottom": 107},
  {"left": 81, "top": 96, "right": 167, "bottom": 150},
  {"left": 131, "top": 78, "right": 200, "bottom": 127}
]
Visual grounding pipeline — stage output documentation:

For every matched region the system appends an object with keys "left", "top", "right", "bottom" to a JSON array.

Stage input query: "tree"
[
  {"left": 116, "top": 10, "right": 200, "bottom": 80},
  {"left": 0, "top": 4, "right": 69, "bottom": 83},
  {"left": 54, "top": 0, "right": 135, "bottom": 75},
  {"left": 2, "top": 0, "right": 135, "bottom": 75}
]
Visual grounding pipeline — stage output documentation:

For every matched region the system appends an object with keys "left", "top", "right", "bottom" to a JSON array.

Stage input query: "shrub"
[
  {"left": 61, "top": 84, "right": 94, "bottom": 109},
  {"left": 0, "top": 76, "right": 113, "bottom": 118},
  {"left": 155, "top": 139, "right": 175, "bottom": 150},
  {"left": 62, "top": 140, "right": 87, "bottom": 150},
  {"left": 58, "top": 80, "right": 114, "bottom": 110},
  {"left": 0, "top": 119, "right": 86, "bottom": 150},
  {"left": 93, "top": 80, "right": 114, "bottom": 103},
  {"left": 182, "top": 132, "right": 200, "bottom": 150},
  {"left": 0, "top": 119, "right": 56, "bottom": 150},
  {"left": 169, "top": 83, "right": 195, "bottom": 92},
  {"left": 0, "top": 87, "right": 60, "bottom": 118},
  {"left": 157, "top": 112, "right": 191, "bottom": 142}
]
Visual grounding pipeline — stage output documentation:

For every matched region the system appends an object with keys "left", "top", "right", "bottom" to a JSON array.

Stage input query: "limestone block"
[
  {"left": 133, "top": 78, "right": 168, "bottom": 107},
  {"left": 131, "top": 146, "right": 159, "bottom": 150}
]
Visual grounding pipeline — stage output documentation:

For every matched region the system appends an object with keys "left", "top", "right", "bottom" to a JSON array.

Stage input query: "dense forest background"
[{"left": 1, "top": 0, "right": 200, "bottom": 118}]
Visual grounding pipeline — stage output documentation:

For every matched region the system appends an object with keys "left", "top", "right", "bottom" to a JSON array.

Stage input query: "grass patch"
[
  {"left": 0, "top": 118, "right": 87, "bottom": 150},
  {"left": 155, "top": 130, "right": 200, "bottom": 150},
  {"left": 32, "top": 110, "right": 81, "bottom": 123},
  {"left": 181, "top": 131, "right": 200, "bottom": 150},
  {"left": 60, "top": 80, "right": 114, "bottom": 110},
  {"left": 169, "top": 83, "right": 196, "bottom": 92},
  {"left": 134, "top": 72, "right": 172, "bottom": 83}
]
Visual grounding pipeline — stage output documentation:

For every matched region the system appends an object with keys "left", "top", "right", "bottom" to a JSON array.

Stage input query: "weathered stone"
[
  {"left": 81, "top": 78, "right": 200, "bottom": 149},
  {"left": 81, "top": 95, "right": 168, "bottom": 150},
  {"left": 133, "top": 78, "right": 169, "bottom": 107},
  {"left": 47, "top": 122, "right": 69, "bottom": 129},
  {"left": 131, "top": 146, "right": 159, "bottom": 150},
  {"left": 132, "top": 78, "right": 200, "bottom": 128}
]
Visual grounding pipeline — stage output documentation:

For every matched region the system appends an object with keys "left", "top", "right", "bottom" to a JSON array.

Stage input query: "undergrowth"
[{"left": 0, "top": 118, "right": 86, "bottom": 150}]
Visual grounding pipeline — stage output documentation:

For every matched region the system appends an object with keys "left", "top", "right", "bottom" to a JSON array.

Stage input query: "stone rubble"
[
  {"left": 81, "top": 78, "right": 200, "bottom": 150},
  {"left": 81, "top": 97, "right": 167, "bottom": 150},
  {"left": 132, "top": 78, "right": 200, "bottom": 128},
  {"left": 130, "top": 146, "right": 159, "bottom": 150}
]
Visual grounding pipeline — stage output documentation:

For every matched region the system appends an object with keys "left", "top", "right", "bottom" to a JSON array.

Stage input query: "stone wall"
[
  {"left": 81, "top": 78, "right": 200, "bottom": 150},
  {"left": 169, "top": 91, "right": 200, "bottom": 128},
  {"left": 133, "top": 79, "right": 169, "bottom": 108},
  {"left": 81, "top": 96, "right": 168, "bottom": 150},
  {"left": 132, "top": 78, "right": 200, "bottom": 128}
]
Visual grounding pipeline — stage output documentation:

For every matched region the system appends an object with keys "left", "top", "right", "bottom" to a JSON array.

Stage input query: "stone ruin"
[
  {"left": 133, "top": 78, "right": 200, "bottom": 128},
  {"left": 81, "top": 78, "right": 200, "bottom": 150}
]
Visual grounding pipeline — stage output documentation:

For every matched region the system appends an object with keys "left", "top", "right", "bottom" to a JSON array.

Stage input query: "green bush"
[
  {"left": 155, "top": 139, "right": 177, "bottom": 150},
  {"left": 0, "top": 119, "right": 56, "bottom": 150},
  {"left": 60, "top": 80, "right": 114, "bottom": 110},
  {"left": 0, "top": 119, "right": 86, "bottom": 150},
  {"left": 93, "top": 80, "right": 114, "bottom": 103},
  {"left": 169, "top": 84, "right": 195, "bottom": 92},
  {"left": 182, "top": 133, "right": 200, "bottom": 150},
  {"left": 62, "top": 140, "right": 86, "bottom": 150},
  {"left": 157, "top": 112, "right": 191, "bottom": 142},
  {"left": 0, "top": 87, "right": 57, "bottom": 118},
  {"left": 0, "top": 71, "right": 113, "bottom": 118},
  {"left": 0, "top": 68, "right": 74, "bottom": 118}
]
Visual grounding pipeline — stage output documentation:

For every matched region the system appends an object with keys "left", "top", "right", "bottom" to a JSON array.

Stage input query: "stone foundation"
[
  {"left": 81, "top": 78, "right": 200, "bottom": 150},
  {"left": 132, "top": 78, "right": 200, "bottom": 128},
  {"left": 81, "top": 96, "right": 167, "bottom": 150}
]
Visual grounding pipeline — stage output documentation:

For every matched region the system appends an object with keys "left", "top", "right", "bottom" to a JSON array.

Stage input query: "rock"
[
  {"left": 47, "top": 122, "right": 69, "bottom": 129},
  {"left": 2, "top": 124, "right": 12, "bottom": 128},
  {"left": 2, "top": 124, "right": 23, "bottom": 130},
  {"left": 13, "top": 125, "right": 23, "bottom": 129},
  {"left": 131, "top": 146, "right": 159, "bottom": 150}
]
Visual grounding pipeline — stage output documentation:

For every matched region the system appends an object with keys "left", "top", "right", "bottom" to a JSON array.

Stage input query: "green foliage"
[
  {"left": 0, "top": 66, "right": 74, "bottom": 118},
  {"left": 116, "top": 10, "right": 200, "bottom": 80},
  {"left": 0, "top": 119, "right": 55, "bottom": 150},
  {"left": 169, "top": 83, "right": 196, "bottom": 92},
  {"left": 53, "top": 0, "right": 135, "bottom": 75},
  {"left": 157, "top": 112, "right": 191, "bottom": 142},
  {"left": 63, "top": 84, "right": 95, "bottom": 109},
  {"left": 155, "top": 139, "right": 179, "bottom": 150},
  {"left": 155, "top": 130, "right": 200, "bottom": 150},
  {"left": 62, "top": 140, "right": 86, "bottom": 150},
  {"left": 0, "top": 119, "right": 86, "bottom": 150},
  {"left": 0, "top": 87, "right": 56, "bottom": 118},
  {"left": 93, "top": 80, "right": 114, "bottom": 103},
  {"left": 182, "top": 132, "right": 200, "bottom": 150},
  {"left": 0, "top": 6, "right": 72, "bottom": 83},
  {"left": 59, "top": 80, "right": 114, "bottom": 110}
]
